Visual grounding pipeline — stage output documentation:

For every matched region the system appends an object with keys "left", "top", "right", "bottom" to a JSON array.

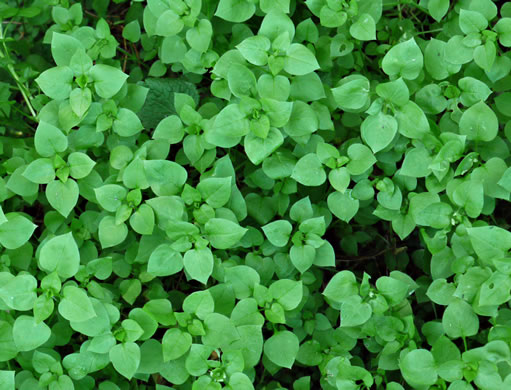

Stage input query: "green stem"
[
  {"left": 409, "top": 10, "right": 423, "bottom": 26},
  {"left": 431, "top": 302, "right": 438, "bottom": 319},
  {"left": 416, "top": 28, "right": 444, "bottom": 35},
  {"left": 462, "top": 336, "right": 468, "bottom": 352},
  {"left": 259, "top": 369, "right": 266, "bottom": 385},
  {"left": 11, "top": 103, "right": 38, "bottom": 123},
  {"left": 0, "top": 23, "right": 37, "bottom": 119}
]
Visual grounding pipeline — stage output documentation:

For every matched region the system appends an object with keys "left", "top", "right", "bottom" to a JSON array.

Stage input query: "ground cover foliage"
[{"left": 1, "top": 0, "right": 511, "bottom": 388}]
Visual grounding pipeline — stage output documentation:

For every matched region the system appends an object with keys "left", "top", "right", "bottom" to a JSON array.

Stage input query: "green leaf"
[
  {"left": 396, "top": 101, "right": 430, "bottom": 139},
  {"left": 400, "top": 349, "right": 438, "bottom": 387},
  {"left": 452, "top": 179, "right": 484, "bottom": 218},
  {"left": 361, "top": 112, "right": 398, "bottom": 153},
  {"left": 260, "top": 0, "right": 290, "bottom": 13},
  {"left": 130, "top": 204, "right": 155, "bottom": 235},
  {"left": 39, "top": 232, "right": 80, "bottom": 279},
  {"left": 269, "top": 279, "right": 303, "bottom": 310},
  {"left": 0, "top": 207, "right": 6, "bottom": 226},
  {"left": 424, "top": 39, "right": 452, "bottom": 80},
  {"left": 68, "top": 152, "right": 95, "bottom": 179},
  {"left": 35, "top": 122, "right": 68, "bottom": 157},
  {"left": 35, "top": 66, "right": 74, "bottom": 100},
  {"left": 183, "top": 248, "right": 214, "bottom": 284},
  {"left": 327, "top": 191, "right": 359, "bottom": 223},
  {"left": 58, "top": 286, "right": 96, "bottom": 322},
  {"left": 203, "top": 312, "right": 240, "bottom": 348},
  {"left": 147, "top": 244, "right": 184, "bottom": 277},
  {"left": 284, "top": 44, "right": 320, "bottom": 76},
  {"left": 153, "top": 115, "right": 184, "bottom": 144},
  {"left": 229, "top": 372, "right": 255, "bottom": 390},
  {"left": 427, "top": 279, "right": 456, "bottom": 305},
  {"left": 22, "top": 158, "right": 55, "bottom": 184},
  {"left": 340, "top": 295, "right": 372, "bottom": 327},
  {"left": 227, "top": 64, "right": 256, "bottom": 98},
  {"left": 183, "top": 291, "right": 215, "bottom": 320},
  {"left": 109, "top": 342, "right": 140, "bottom": 380},
  {"left": 262, "top": 220, "right": 293, "bottom": 247},
  {"left": 498, "top": 167, "right": 511, "bottom": 192},
  {"left": 290, "top": 73, "right": 325, "bottom": 102},
  {"left": 382, "top": 38, "right": 424, "bottom": 80},
  {"left": 400, "top": 147, "right": 432, "bottom": 177},
  {"left": 236, "top": 36, "right": 271, "bottom": 66},
  {"left": 69, "top": 87, "right": 92, "bottom": 117},
  {"left": 90, "top": 64, "right": 128, "bottom": 99},
  {"left": 98, "top": 216, "right": 128, "bottom": 248},
  {"left": 257, "top": 74, "right": 290, "bottom": 100},
  {"left": 283, "top": 101, "right": 318, "bottom": 138},
  {"left": 12, "top": 315, "right": 51, "bottom": 351},
  {"left": 245, "top": 128, "right": 284, "bottom": 165},
  {"left": 0, "top": 371, "right": 14, "bottom": 389},
  {"left": 51, "top": 32, "right": 83, "bottom": 67},
  {"left": 467, "top": 226, "right": 511, "bottom": 262},
  {"left": 332, "top": 76, "right": 370, "bottom": 111},
  {"left": 415, "top": 202, "right": 452, "bottom": 229},
  {"left": 215, "top": 0, "right": 256, "bottom": 22},
  {"left": 95, "top": 184, "right": 127, "bottom": 212},
  {"left": 120, "top": 279, "right": 142, "bottom": 305},
  {"left": 197, "top": 177, "right": 232, "bottom": 209},
  {"left": 428, "top": 0, "right": 449, "bottom": 22},
  {"left": 138, "top": 78, "right": 199, "bottom": 129},
  {"left": 314, "top": 241, "right": 336, "bottom": 267},
  {"left": 323, "top": 270, "right": 358, "bottom": 303},
  {"left": 479, "top": 272, "right": 511, "bottom": 306},
  {"left": 160, "top": 35, "right": 187, "bottom": 64},
  {"left": 319, "top": 7, "right": 347, "bottom": 28},
  {"left": 375, "top": 77, "right": 409, "bottom": 106},
  {"left": 225, "top": 266, "right": 261, "bottom": 300},
  {"left": 122, "top": 20, "right": 141, "bottom": 42},
  {"left": 155, "top": 10, "right": 183, "bottom": 37},
  {"left": 474, "top": 41, "right": 496, "bottom": 72},
  {"left": 346, "top": 143, "right": 376, "bottom": 175},
  {"left": 259, "top": 11, "right": 295, "bottom": 41},
  {"left": 0, "top": 274, "right": 37, "bottom": 311},
  {"left": 162, "top": 328, "right": 192, "bottom": 361},
  {"left": 349, "top": 13, "right": 376, "bottom": 41},
  {"left": 329, "top": 167, "right": 350, "bottom": 193},
  {"left": 205, "top": 218, "right": 248, "bottom": 249},
  {"left": 183, "top": 134, "right": 204, "bottom": 164},
  {"left": 6, "top": 167, "right": 38, "bottom": 197},
  {"left": 122, "top": 319, "right": 144, "bottom": 342},
  {"left": 376, "top": 275, "right": 410, "bottom": 306},
  {"left": 46, "top": 179, "right": 79, "bottom": 217},
  {"left": 113, "top": 108, "right": 144, "bottom": 137},
  {"left": 264, "top": 331, "right": 299, "bottom": 369},
  {"left": 291, "top": 153, "right": 326, "bottom": 186},
  {"left": 186, "top": 19, "right": 212, "bottom": 53},
  {"left": 459, "top": 101, "right": 498, "bottom": 142},
  {"left": 69, "top": 49, "right": 93, "bottom": 76},
  {"left": 290, "top": 244, "right": 316, "bottom": 273},
  {"left": 0, "top": 214, "right": 35, "bottom": 252},
  {"left": 458, "top": 76, "right": 492, "bottom": 106},
  {"left": 459, "top": 9, "right": 488, "bottom": 34},
  {"left": 445, "top": 35, "right": 474, "bottom": 66},
  {"left": 207, "top": 104, "right": 249, "bottom": 147},
  {"left": 495, "top": 18, "right": 511, "bottom": 47},
  {"left": 442, "top": 298, "right": 479, "bottom": 339},
  {"left": 144, "top": 160, "right": 188, "bottom": 196}
]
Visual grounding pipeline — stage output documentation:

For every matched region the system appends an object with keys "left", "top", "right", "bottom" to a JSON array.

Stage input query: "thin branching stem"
[{"left": 0, "top": 22, "right": 38, "bottom": 119}]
